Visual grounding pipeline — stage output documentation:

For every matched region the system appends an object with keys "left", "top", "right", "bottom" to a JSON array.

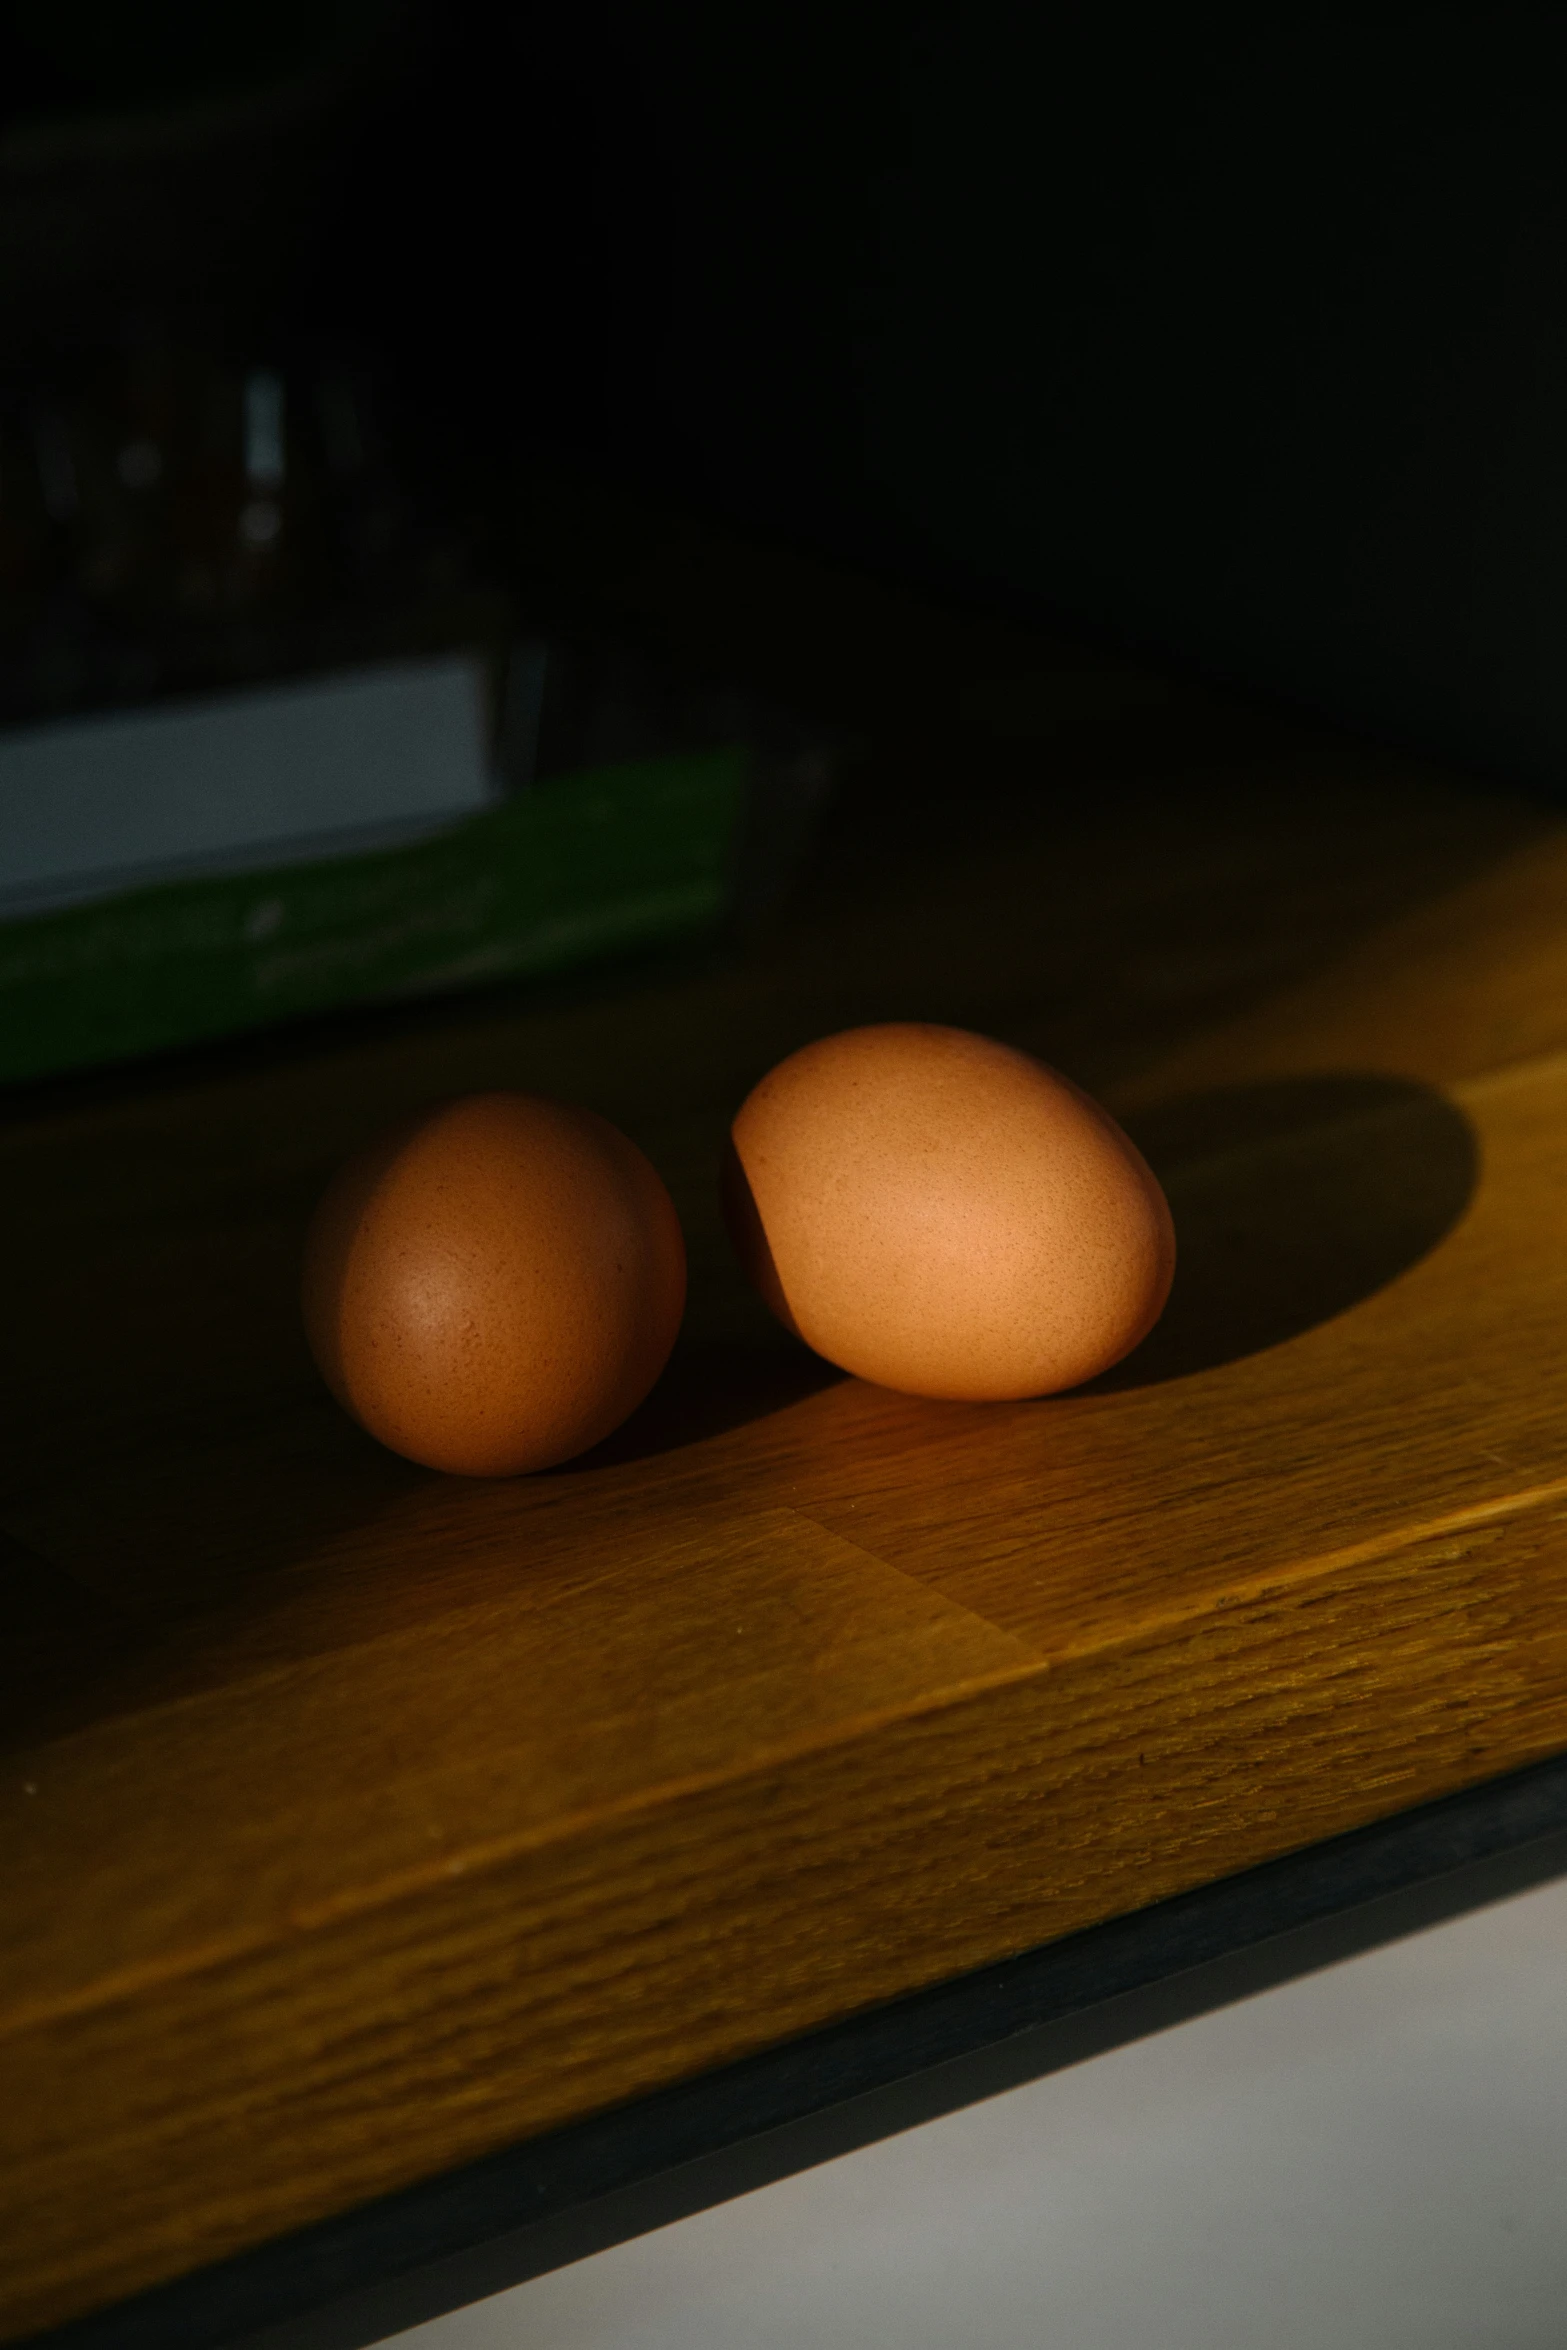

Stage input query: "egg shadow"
[
  {"left": 1096, "top": 1072, "right": 1479, "bottom": 1389},
  {"left": 564, "top": 1072, "right": 1478, "bottom": 1461},
  {"left": 556, "top": 1333, "right": 844, "bottom": 1472}
]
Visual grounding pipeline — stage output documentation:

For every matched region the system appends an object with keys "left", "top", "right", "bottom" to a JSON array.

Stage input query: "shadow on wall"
[{"left": 1107, "top": 1073, "right": 1480, "bottom": 1388}]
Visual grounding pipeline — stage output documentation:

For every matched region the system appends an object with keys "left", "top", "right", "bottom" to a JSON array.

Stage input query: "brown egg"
[
  {"left": 725, "top": 1024, "right": 1174, "bottom": 1400},
  {"left": 303, "top": 1092, "right": 685, "bottom": 1474}
]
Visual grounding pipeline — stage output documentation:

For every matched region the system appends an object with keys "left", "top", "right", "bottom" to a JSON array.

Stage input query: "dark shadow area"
[
  {"left": 557, "top": 1333, "right": 843, "bottom": 1474},
  {"left": 0, "top": 1340, "right": 836, "bottom": 1751},
  {"left": 0, "top": 1419, "right": 436, "bottom": 1757},
  {"left": 1101, "top": 1074, "right": 1479, "bottom": 1389},
  {"left": 0, "top": 1531, "right": 135, "bottom": 1759}
]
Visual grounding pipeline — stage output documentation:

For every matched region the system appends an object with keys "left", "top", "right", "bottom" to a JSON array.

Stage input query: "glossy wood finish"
[{"left": 7, "top": 509, "right": 1567, "bottom": 2338}]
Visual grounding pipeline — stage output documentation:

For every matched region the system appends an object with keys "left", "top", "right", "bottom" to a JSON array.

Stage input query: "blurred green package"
[{"left": 0, "top": 749, "right": 747, "bottom": 1084}]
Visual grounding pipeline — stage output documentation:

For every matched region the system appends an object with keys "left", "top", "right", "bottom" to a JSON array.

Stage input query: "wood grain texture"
[{"left": 6, "top": 507, "right": 1567, "bottom": 2336}]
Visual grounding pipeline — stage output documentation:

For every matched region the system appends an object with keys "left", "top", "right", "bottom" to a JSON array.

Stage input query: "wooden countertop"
[{"left": 8, "top": 504, "right": 1567, "bottom": 2339}]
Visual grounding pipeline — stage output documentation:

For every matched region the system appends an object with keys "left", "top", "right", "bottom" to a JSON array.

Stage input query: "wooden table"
[{"left": 10, "top": 496, "right": 1567, "bottom": 2345}]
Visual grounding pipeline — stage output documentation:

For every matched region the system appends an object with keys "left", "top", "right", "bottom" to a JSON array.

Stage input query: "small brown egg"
[
  {"left": 303, "top": 1092, "right": 685, "bottom": 1474},
  {"left": 724, "top": 1023, "right": 1174, "bottom": 1400}
]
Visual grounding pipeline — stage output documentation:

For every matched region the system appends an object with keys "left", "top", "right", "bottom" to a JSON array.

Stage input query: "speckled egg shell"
[
  {"left": 303, "top": 1092, "right": 686, "bottom": 1475},
  {"left": 724, "top": 1023, "right": 1174, "bottom": 1400}
]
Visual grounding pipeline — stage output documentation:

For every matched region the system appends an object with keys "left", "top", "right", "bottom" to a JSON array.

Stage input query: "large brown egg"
[
  {"left": 724, "top": 1024, "right": 1174, "bottom": 1400},
  {"left": 303, "top": 1092, "right": 685, "bottom": 1474}
]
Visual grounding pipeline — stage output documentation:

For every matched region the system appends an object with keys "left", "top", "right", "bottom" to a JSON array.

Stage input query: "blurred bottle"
[{"left": 0, "top": 323, "right": 485, "bottom": 726}]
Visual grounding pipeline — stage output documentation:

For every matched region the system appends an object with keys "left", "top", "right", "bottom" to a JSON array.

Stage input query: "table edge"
[{"left": 23, "top": 1745, "right": 1567, "bottom": 2350}]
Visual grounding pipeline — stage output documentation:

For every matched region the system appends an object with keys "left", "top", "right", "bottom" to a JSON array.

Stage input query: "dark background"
[{"left": 7, "top": 2, "right": 1567, "bottom": 786}]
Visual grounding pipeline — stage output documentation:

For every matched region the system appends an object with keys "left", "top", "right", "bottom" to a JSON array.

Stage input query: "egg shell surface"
[
  {"left": 725, "top": 1023, "right": 1175, "bottom": 1400},
  {"left": 303, "top": 1092, "right": 685, "bottom": 1475}
]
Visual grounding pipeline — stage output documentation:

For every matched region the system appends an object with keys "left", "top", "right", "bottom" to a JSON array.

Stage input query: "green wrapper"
[{"left": 0, "top": 747, "right": 747, "bottom": 1084}]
